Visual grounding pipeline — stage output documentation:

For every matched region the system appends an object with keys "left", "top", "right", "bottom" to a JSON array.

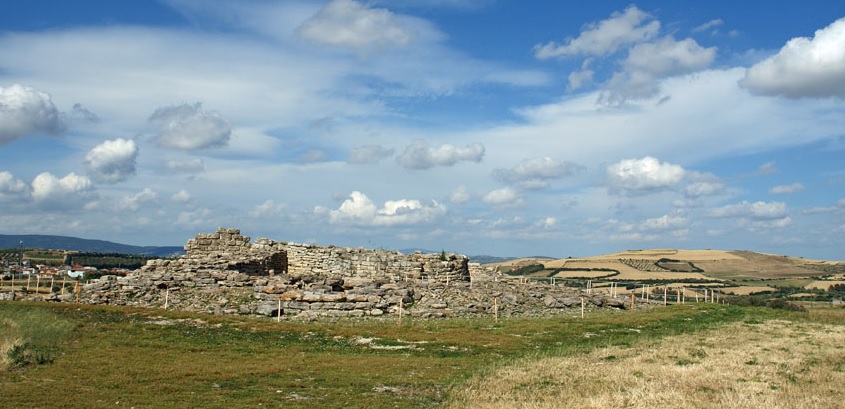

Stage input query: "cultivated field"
[{"left": 488, "top": 249, "right": 845, "bottom": 297}]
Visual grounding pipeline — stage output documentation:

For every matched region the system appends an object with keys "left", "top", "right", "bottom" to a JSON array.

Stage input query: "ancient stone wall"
[{"left": 69, "top": 228, "right": 633, "bottom": 319}]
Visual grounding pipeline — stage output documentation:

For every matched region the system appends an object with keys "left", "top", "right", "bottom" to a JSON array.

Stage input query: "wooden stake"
[
  {"left": 26, "top": 274, "right": 31, "bottom": 292},
  {"left": 493, "top": 298, "right": 499, "bottom": 323},
  {"left": 61, "top": 277, "right": 66, "bottom": 295},
  {"left": 630, "top": 292, "right": 635, "bottom": 312},
  {"left": 277, "top": 298, "right": 282, "bottom": 323},
  {"left": 398, "top": 298, "right": 403, "bottom": 326},
  {"left": 663, "top": 286, "right": 668, "bottom": 306},
  {"left": 164, "top": 288, "right": 169, "bottom": 310},
  {"left": 75, "top": 282, "right": 79, "bottom": 303}
]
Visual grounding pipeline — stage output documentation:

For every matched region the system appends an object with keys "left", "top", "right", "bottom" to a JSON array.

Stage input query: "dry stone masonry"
[{"left": 73, "top": 228, "right": 635, "bottom": 318}]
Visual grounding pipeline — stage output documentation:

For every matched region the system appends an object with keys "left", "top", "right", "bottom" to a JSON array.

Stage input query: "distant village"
[
  {"left": 0, "top": 250, "right": 137, "bottom": 280},
  {"left": 1, "top": 259, "right": 134, "bottom": 280}
]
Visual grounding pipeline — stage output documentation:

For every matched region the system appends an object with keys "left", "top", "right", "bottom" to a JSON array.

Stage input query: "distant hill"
[
  {"left": 398, "top": 248, "right": 525, "bottom": 265},
  {"left": 0, "top": 234, "right": 184, "bottom": 257}
]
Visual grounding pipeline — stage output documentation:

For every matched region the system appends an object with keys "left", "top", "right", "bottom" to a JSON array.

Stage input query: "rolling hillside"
[{"left": 0, "top": 234, "right": 183, "bottom": 257}]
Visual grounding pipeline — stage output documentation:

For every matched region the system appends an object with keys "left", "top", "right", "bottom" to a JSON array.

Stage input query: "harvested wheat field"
[
  {"left": 446, "top": 318, "right": 845, "bottom": 409},
  {"left": 805, "top": 280, "right": 845, "bottom": 290},
  {"left": 548, "top": 260, "right": 713, "bottom": 281}
]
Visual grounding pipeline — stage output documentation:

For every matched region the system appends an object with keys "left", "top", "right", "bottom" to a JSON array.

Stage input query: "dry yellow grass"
[
  {"left": 587, "top": 249, "right": 745, "bottom": 261},
  {"left": 805, "top": 280, "right": 845, "bottom": 290},
  {"left": 0, "top": 318, "right": 22, "bottom": 371},
  {"left": 548, "top": 260, "right": 713, "bottom": 281},
  {"left": 446, "top": 319, "right": 845, "bottom": 409},
  {"left": 720, "top": 286, "right": 777, "bottom": 295}
]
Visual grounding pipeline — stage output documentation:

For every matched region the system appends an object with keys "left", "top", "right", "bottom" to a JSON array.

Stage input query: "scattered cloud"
[
  {"left": 71, "top": 103, "right": 99, "bottom": 122},
  {"left": 296, "top": 0, "right": 419, "bottom": 52},
  {"left": 176, "top": 207, "right": 213, "bottom": 227},
  {"left": 493, "top": 156, "right": 579, "bottom": 190},
  {"left": 171, "top": 190, "right": 192, "bottom": 203},
  {"left": 322, "top": 191, "right": 446, "bottom": 226},
  {"left": 753, "top": 162, "right": 778, "bottom": 176},
  {"left": 84, "top": 138, "right": 139, "bottom": 184},
  {"left": 639, "top": 214, "right": 689, "bottom": 231},
  {"left": 482, "top": 187, "right": 523, "bottom": 208},
  {"left": 740, "top": 17, "right": 845, "bottom": 98},
  {"left": 396, "top": 140, "right": 484, "bottom": 169},
  {"left": 601, "top": 36, "right": 716, "bottom": 103},
  {"left": 118, "top": 188, "right": 158, "bottom": 212},
  {"left": 449, "top": 185, "right": 472, "bottom": 204},
  {"left": 149, "top": 103, "right": 231, "bottom": 150},
  {"left": 348, "top": 145, "right": 395, "bottom": 164},
  {"left": 30, "top": 172, "right": 94, "bottom": 206},
  {"left": 0, "top": 84, "right": 67, "bottom": 144},
  {"left": 693, "top": 19, "right": 724, "bottom": 34},
  {"left": 770, "top": 183, "right": 805, "bottom": 194},
  {"left": 709, "top": 200, "right": 788, "bottom": 220},
  {"left": 165, "top": 158, "right": 205, "bottom": 174},
  {"left": 534, "top": 6, "right": 659, "bottom": 58},
  {"left": 606, "top": 156, "right": 685, "bottom": 194},
  {"left": 684, "top": 172, "right": 726, "bottom": 198},
  {"left": 249, "top": 200, "right": 286, "bottom": 218},
  {"left": 534, "top": 6, "right": 716, "bottom": 104},
  {"left": 0, "top": 171, "right": 28, "bottom": 202}
]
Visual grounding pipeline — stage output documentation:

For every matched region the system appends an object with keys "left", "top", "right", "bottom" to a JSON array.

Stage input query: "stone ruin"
[{"left": 73, "top": 228, "right": 635, "bottom": 319}]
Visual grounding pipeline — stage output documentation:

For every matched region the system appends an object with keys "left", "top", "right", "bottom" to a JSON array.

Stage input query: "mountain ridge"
[{"left": 0, "top": 234, "right": 183, "bottom": 257}]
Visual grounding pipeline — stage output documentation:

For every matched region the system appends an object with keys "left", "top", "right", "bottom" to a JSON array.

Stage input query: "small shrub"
[{"left": 7, "top": 341, "right": 54, "bottom": 367}]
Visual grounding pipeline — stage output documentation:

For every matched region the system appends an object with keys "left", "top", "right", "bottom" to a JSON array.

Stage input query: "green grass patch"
[
  {"left": 0, "top": 301, "right": 807, "bottom": 408},
  {"left": 0, "top": 302, "right": 76, "bottom": 370}
]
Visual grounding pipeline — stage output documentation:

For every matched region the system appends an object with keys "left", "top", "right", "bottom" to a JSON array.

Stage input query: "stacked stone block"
[{"left": 74, "top": 227, "right": 633, "bottom": 318}]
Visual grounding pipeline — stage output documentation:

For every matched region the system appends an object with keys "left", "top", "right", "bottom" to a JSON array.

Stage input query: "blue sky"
[{"left": 1, "top": 1, "right": 845, "bottom": 260}]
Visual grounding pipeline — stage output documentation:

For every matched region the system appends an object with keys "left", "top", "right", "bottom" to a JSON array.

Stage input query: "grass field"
[{"left": 1, "top": 302, "right": 841, "bottom": 408}]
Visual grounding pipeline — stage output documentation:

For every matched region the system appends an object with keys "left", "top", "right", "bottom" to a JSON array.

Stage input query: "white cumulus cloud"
[
  {"left": 740, "top": 17, "right": 845, "bottom": 98},
  {"left": 324, "top": 191, "right": 446, "bottom": 226},
  {"left": 149, "top": 103, "right": 231, "bottom": 150},
  {"left": 397, "top": 140, "right": 484, "bottom": 169},
  {"left": 0, "top": 84, "right": 67, "bottom": 144},
  {"left": 296, "top": 0, "right": 416, "bottom": 52},
  {"left": 0, "top": 171, "right": 29, "bottom": 202},
  {"left": 30, "top": 172, "right": 94, "bottom": 205},
  {"left": 493, "top": 156, "right": 579, "bottom": 190},
  {"left": 84, "top": 138, "right": 139, "bottom": 184},
  {"left": 482, "top": 187, "right": 522, "bottom": 208},
  {"left": 607, "top": 156, "right": 685, "bottom": 194}
]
